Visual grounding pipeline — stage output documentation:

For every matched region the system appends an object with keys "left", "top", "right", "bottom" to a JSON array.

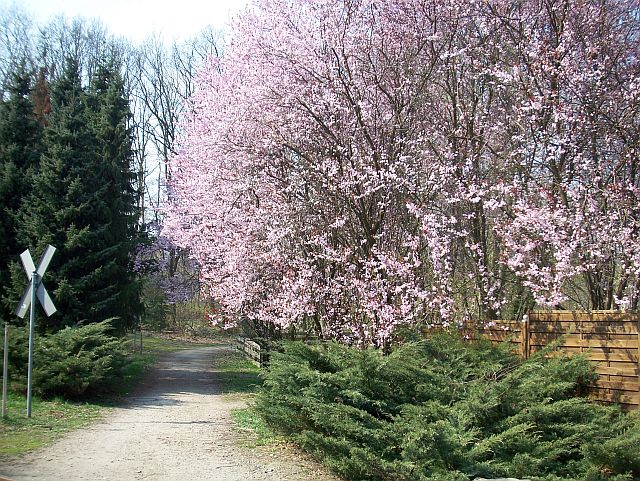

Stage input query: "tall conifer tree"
[
  {"left": 15, "top": 57, "right": 96, "bottom": 331},
  {"left": 15, "top": 57, "right": 140, "bottom": 332},
  {"left": 0, "top": 65, "right": 42, "bottom": 323},
  {"left": 85, "top": 58, "right": 142, "bottom": 329}
]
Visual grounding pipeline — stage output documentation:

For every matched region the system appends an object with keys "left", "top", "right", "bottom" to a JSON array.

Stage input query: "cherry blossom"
[{"left": 162, "top": 0, "right": 640, "bottom": 344}]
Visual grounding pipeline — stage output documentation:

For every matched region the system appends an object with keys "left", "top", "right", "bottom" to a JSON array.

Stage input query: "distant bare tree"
[
  {"left": 128, "top": 29, "right": 222, "bottom": 327},
  {"left": 35, "top": 15, "right": 123, "bottom": 82},
  {"left": 0, "top": 6, "right": 35, "bottom": 95},
  {"left": 130, "top": 29, "right": 222, "bottom": 221}
]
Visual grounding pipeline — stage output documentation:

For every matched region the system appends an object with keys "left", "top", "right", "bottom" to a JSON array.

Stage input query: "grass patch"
[
  {"left": 214, "top": 349, "right": 262, "bottom": 395},
  {"left": 231, "top": 407, "right": 281, "bottom": 447},
  {"left": 0, "top": 392, "right": 104, "bottom": 457},
  {"left": 215, "top": 349, "right": 278, "bottom": 447}
]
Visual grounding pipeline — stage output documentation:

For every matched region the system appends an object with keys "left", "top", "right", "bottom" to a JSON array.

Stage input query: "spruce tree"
[
  {"left": 0, "top": 65, "right": 42, "bottom": 324},
  {"left": 14, "top": 57, "right": 94, "bottom": 331},
  {"left": 11, "top": 58, "right": 117, "bottom": 331},
  {"left": 14, "top": 57, "right": 142, "bottom": 332},
  {"left": 85, "top": 58, "right": 142, "bottom": 331}
]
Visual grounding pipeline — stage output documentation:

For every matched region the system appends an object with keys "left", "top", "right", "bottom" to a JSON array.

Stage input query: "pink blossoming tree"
[{"left": 162, "top": 0, "right": 640, "bottom": 345}]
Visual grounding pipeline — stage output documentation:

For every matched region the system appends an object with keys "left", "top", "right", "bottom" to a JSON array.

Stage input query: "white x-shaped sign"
[{"left": 15, "top": 245, "right": 57, "bottom": 318}]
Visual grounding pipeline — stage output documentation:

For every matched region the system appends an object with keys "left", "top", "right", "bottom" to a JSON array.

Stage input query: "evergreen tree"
[
  {"left": 0, "top": 65, "right": 42, "bottom": 324},
  {"left": 85, "top": 58, "right": 142, "bottom": 330},
  {"left": 14, "top": 57, "right": 96, "bottom": 331},
  {"left": 14, "top": 57, "right": 140, "bottom": 332}
]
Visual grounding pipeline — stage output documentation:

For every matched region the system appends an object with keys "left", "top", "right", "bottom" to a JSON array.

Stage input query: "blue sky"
[{"left": 0, "top": 0, "right": 250, "bottom": 43}]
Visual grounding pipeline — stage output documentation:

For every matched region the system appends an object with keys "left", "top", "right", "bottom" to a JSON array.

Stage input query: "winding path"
[{"left": 1, "top": 346, "right": 337, "bottom": 481}]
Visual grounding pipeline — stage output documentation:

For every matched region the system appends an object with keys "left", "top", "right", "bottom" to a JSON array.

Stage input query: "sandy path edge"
[{"left": 0, "top": 345, "right": 339, "bottom": 481}]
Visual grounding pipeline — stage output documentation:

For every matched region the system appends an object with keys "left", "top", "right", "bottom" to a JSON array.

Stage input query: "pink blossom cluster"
[{"left": 162, "top": 0, "right": 640, "bottom": 344}]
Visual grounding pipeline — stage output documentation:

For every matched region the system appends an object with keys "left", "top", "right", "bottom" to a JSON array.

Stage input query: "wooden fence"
[
  {"left": 470, "top": 311, "right": 640, "bottom": 409},
  {"left": 235, "top": 337, "right": 263, "bottom": 366}
]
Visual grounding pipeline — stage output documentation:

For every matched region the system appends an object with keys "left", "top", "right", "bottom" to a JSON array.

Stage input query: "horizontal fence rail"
[
  {"left": 235, "top": 336, "right": 262, "bottom": 366},
  {"left": 468, "top": 311, "right": 640, "bottom": 409}
]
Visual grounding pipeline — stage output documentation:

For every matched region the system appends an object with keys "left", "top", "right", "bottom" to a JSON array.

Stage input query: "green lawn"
[
  {"left": 231, "top": 406, "right": 280, "bottom": 447},
  {"left": 0, "top": 393, "right": 104, "bottom": 457},
  {"left": 214, "top": 348, "right": 262, "bottom": 395}
]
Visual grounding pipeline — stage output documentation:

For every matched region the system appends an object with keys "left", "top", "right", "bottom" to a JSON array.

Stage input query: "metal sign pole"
[
  {"left": 26, "top": 272, "right": 38, "bottom": 418},
  {"left": 15, "top": 245, "right": 57, "bottom": 418},
  {"left": 2, "top": 323, "right": 8, "bottom": 418}
]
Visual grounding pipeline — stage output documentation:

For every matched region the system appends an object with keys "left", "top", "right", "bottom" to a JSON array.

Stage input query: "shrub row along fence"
[{"left": 468, "top": 310, "right": 640, "bottom": 409}]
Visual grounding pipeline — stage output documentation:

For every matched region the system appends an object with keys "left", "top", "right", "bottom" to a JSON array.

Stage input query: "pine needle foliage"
[
  {"left": 0, "top": 65, "right": 43, "bottom": 324},
  {"left": 9, "top": 57, "right": 141, "bottom": 333},
  {"left": 256, "top": 334, "right": 639, "bottom": 481}
]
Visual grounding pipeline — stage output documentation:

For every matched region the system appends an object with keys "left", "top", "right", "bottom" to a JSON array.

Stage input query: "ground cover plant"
[
  {"left": 7, "top": 321, "right": 129, "bottom": 398},
  {"left": 256, "top": 334, "right": 640, "bottom": 481}
]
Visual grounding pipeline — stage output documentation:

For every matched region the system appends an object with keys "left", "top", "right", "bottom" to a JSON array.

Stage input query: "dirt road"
[{"left": 1, "top": 346, "right": 338, "bottom": 481}]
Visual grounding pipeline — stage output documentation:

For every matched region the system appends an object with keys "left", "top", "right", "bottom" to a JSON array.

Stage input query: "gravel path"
[{"left": 0, "top": 346, "right": 339, "bottom": 481}]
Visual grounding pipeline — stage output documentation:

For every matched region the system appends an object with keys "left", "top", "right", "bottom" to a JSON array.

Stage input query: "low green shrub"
[
  {"left": 256, "top": 334, "right": 640, "bottom": 481},
  {"left": 583, "top": 410, "right": 640, "bottom": 480},
  {"left": 5, "top": 320, "right": 129, "bottom": 398}
]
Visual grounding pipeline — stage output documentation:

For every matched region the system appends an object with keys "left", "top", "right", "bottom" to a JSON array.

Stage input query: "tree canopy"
[
  {"left": 163, "top": 0, "right": 640, "bottom": 345},
  {"left": 1, "top": 57, "right": 142, "bottom": 332}
]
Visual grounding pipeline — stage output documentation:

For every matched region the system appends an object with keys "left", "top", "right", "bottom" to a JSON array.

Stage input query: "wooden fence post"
[{"left": 521, "top": 314, "right": 530, "bottom": 360}]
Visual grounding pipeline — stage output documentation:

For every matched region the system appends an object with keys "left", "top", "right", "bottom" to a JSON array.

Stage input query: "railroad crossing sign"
[
  {"left": 14, "top": 244, "right": 57, "bottom": 418},
  {"left": 16, "top": 245, "right": 57, "bottom": 318}
]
